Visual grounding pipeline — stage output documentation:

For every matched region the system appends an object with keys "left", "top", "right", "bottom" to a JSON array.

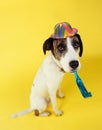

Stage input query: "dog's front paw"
[
  {"left": 58, "top": 93, "right": 65, "bottom": 98},
  {"left": 55, "top": 110, "right": 63, "bottom": 116}
]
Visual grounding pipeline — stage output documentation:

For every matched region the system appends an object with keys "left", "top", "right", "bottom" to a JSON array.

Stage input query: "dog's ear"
[
  {"left": 75, "top": 34, "right": 83, "bottom": 57},
  {"left": 43, "top": 38, "right": 53, "bottom": 55}
]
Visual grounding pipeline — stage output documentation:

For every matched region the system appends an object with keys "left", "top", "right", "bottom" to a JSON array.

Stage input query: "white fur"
[{"left": 11, "top": 37, "right": 81, "bottom": 118}]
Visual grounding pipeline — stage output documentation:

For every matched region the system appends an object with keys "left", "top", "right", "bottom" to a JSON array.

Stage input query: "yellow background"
[{"left": 0, "top": 0, "right": 102, "bottom": 129}]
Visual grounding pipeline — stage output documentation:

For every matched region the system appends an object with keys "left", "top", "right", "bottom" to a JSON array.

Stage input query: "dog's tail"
[{"left": 10, "top": 108, "right": 32, "bottom": 118}]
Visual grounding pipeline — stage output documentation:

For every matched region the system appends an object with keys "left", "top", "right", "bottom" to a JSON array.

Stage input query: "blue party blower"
[{"left": 73, "top": 71, "right": 92, "bottom": 98}]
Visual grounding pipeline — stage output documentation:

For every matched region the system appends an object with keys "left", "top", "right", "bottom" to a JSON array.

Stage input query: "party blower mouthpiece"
[{"left": 73, "top": 71, "right": 92, "bottom": 98}]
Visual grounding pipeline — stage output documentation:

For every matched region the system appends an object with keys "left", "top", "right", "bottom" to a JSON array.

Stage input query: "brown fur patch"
[
  {"left": 34, "top": 109, "right": 39, "bottom": 116},
  {"left": 51, "top": 39, "right": 67, "bottom": 60},
  {"left": 70, "top": 35, "right": 79, "bottom": 43}
]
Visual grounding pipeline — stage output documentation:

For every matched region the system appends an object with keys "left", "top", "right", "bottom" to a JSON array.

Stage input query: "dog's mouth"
[
  {"left": 70, "top": 68, "right": 78, "bottom": 73},
  {"left": 70, "top": 70, "right": 75, "bottom": 73},
  {"left": 61, "top": 67, "right": 79, "bottom": 73}
]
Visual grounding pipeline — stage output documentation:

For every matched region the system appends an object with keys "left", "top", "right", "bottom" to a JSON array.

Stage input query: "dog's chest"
[
  {"left": 42, "top": 53, "right": 64, "bottom": 83},
  {"left": 31, "top": 53, "right": 64, "bottom": 96}
]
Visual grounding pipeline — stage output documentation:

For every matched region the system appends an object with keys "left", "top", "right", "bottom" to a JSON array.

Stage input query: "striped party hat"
[{"left": 51, "top": 22, "right": 78, "bottom": 39}]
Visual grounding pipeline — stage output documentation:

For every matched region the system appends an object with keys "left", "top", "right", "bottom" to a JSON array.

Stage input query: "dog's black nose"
[{"left": 69, "top": 60, "right": 79, "bottom": 69}]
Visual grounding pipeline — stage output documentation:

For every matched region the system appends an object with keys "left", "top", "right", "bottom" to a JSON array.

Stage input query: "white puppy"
[{"left": 11, "top": 34, "right": 83, "bottom": 118}]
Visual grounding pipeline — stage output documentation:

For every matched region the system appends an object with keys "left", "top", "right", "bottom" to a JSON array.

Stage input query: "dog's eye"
[
  {"left": 58, "top": 46, "right": 64, "bottom": 51},
  {"left": 58, "top": 44, "right": 65, "bottom": 52},
  {"left": 72, "top": 41, "right": 79, "bottom": 49}
]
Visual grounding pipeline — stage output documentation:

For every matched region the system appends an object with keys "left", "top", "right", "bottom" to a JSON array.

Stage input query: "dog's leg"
[
  {"left": 57, "top": 87, "right": 65, "bottom": 98},
  {"left": 48, "top": 90, "right": 63, "bottom": 116},
  {"left": 34, "top": 109, "right": 51, "bottom": 116},
  {"left": 39, "top": 111, "right": 51, "bottom": 116},
  {"left": 30, "top": 96, "right": 51, "bottom": 117}
]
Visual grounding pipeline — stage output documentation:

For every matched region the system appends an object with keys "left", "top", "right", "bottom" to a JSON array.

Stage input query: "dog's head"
[{"left": 43, "top": 34, "right": 83, "bottom": 73}]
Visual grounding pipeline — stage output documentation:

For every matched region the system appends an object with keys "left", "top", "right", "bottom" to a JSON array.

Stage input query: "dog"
[{"left": 11, "top": 22, "right": 83, "bottom": 118}]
